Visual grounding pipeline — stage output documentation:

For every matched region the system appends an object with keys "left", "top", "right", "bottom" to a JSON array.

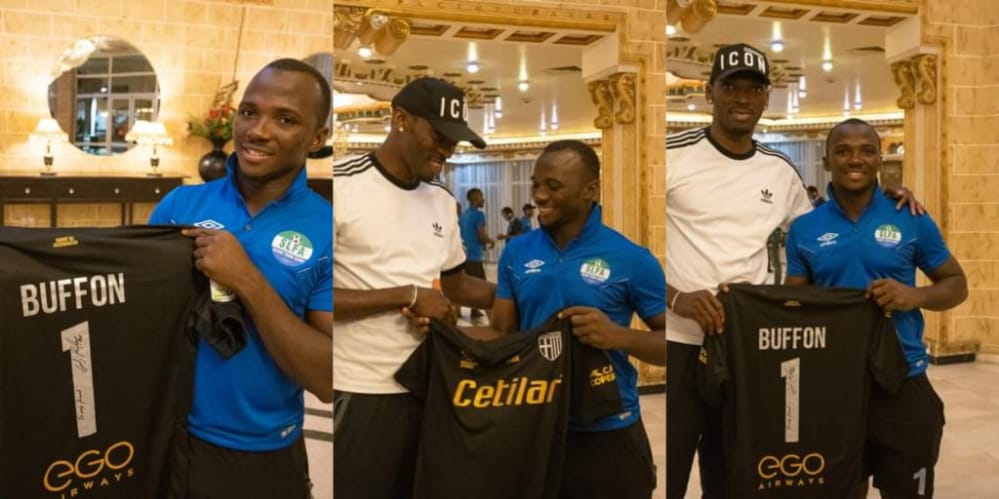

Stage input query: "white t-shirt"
[
  {"left": 665, "top": 127, "right": 812, "bottom": 345},
  {"left": 333, "top": 153, "right": 466, "bottom": 393}
]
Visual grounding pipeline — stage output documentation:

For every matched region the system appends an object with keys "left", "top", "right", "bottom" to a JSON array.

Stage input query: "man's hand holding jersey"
[
  {"left": 401, "top": 287, "right": 458, "bottom": 335},
  {"left": 670, "top": 289, "right": 725, "bottom": 335},
  {"left": 559, "top": 306, "right": 666, "bottom": 366},
  {"left": 183, "top": 228, "right": 260, "bottom": 291}
]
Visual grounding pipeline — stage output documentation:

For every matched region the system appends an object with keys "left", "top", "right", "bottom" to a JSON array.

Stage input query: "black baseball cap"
[
  {"left": 709, "top": 43, "right": 771, "bottom": 85},
  {"left": 391, "top": 78, "right": 487, "bottom": 149}
]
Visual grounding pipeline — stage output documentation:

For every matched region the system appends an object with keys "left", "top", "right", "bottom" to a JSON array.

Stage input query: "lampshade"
[
  {"left": 29, "top": 118, "right": 68, "bottom": 144},
  {"left": 125, "top": 120, "right": 173, "bottom": 146}
]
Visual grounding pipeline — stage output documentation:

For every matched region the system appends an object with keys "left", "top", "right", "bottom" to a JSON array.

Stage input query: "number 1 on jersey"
[
  {"left": 781, "top": 357, "right": 800, "bottom": 443},
  {"left": 61, "top": 321, "right": 97, "bottom": 438}
]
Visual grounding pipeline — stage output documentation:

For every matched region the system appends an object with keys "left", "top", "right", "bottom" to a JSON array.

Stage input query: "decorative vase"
[{"left": 198, "top": 137, "right": 229, "bottom": 182}]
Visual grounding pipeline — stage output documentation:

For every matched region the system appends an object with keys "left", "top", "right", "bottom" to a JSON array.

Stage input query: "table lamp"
[
  {"left": 29, "top": 118, "right": 68, "bottom": 176},
  {"left": 125, "top": 120, "right": 173, "bottom": 177}
]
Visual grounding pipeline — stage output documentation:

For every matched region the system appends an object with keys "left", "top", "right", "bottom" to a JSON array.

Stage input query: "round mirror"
[{"left": 47, "top": 36, "right": 161, "bottom": 156}]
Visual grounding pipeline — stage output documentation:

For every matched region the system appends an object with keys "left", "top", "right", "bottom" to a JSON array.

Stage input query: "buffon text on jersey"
[
  {"left": 759, "top": 327, "right": 827, "bottom": 350},
  {"left": 20, "top": 273, "right": 125, "bottom": 317}
]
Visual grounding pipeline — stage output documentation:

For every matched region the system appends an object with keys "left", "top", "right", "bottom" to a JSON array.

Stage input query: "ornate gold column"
[{"left": 891, "top": 44, "right": 979, "bottom": 361}]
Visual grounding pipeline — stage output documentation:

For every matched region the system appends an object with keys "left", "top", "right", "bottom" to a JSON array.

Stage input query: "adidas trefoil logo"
[
  {"left": 432, "top": 222, "right": 444, "bottom": 238},
  {"left": 760, "top": 188, "right": 773, "bottom": 204}
]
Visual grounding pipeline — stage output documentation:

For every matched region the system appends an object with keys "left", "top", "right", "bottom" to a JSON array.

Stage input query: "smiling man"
[
  {"left": 149, "top": 59, "right": 332, "bottom": 498},
  {"left": 784, "top": 119, "right": 967, "bottom": 498},
  {"left": 332, "top": 77, "right": 496, "bottom": 499},
  {"left": 665, "top": 43, "right": 811, "bottom": 499}
]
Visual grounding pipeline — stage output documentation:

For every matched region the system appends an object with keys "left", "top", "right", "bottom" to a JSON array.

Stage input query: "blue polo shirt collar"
[
  {"left": 825, "top": 182, "right": 889, "bottom": 222},
  {"left": 540, "top": 203, "right": 603, "bottom": 251},
  {"left": 223, "top": 152, "right": 310, "bottom": 209}
]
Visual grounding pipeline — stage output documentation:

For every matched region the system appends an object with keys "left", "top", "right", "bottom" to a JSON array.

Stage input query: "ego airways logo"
[
  {"left": 757, "top": 453, "right": 826, "bottom": 490},
  {"left": 43, "top": 441, "right": 136, "bottom": 495}
]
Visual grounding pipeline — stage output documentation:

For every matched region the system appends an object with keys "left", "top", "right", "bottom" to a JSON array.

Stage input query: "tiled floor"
[{"left": 679, "top": 360, "right": 999, "bottom": 498}]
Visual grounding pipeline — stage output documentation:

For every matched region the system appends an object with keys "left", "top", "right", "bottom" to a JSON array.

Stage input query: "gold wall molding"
[{"left": 588, "top": 72, "right": 636, "bottom": 129}]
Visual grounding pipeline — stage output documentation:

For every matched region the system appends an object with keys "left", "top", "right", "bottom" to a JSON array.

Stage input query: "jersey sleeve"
[
  {"left": 308, "top": 245, "right": 333, "bottom": 312},
  {"left": 394, "top": 333, "right": 432, "bottom": 401},
  {"left": 630, "top": 249, "right": 667, "bottom": 320},
  {"left": 442, "top": 205, "right": 466, "bottom": 273},
  {"left": 475, "top": 210, "right": 486, "bottom": 229},
  {"left": 495, "top": 242, "right": 515, "bottom": 300},
  {"left": 867, "top": 313, "right": 909, "bottom": 395},
  {"left": 781, "top": 180, "right": 813, "bottom": 231},
  {"left": 914, "top": 213, "right": 952, "bottom": 273},
  {"left": 784, "top": 221, "right": 809, "bottom": 278},
  {"left": 148, "top": 189, "right": 178, "bottom": 224}
]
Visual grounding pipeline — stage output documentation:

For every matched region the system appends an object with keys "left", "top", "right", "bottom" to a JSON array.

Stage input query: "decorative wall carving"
[
  {"left": 610, "top": 73, "right": 636, "bottom": 125},
  {"left": 913, "top": 54, "right": 937, "bottom": 105},
  {"left": 588, "top": 79, "right": 615, "bottom": 130},
  {"left": 891, "top": 53, "right": 937, "bottom": 110},
  {"left": 588, "top": 72, "right": 636, "bottom": 129},
  {"left": 667, "top": 0, "right": 716, "bottom": 34}
]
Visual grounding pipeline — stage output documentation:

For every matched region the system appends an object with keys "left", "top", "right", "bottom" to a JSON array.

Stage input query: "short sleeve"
[
  {"left": 496, "top": 242, "right": 515, "bottom": 300},
  {"left": 781, "top": 181, "right": 813, "bottom": 231},
  {"left": 308, "top": 245, "right": 333, "bottom": 312},
  {"left": 784, "top": 222, "right": 808, "bottom": 278},
  {"left": 630, "top": 249, "right": 667, "bottom": 320},
  {"left": 442, "top": 204, "right": 466, "bottom": 273},
  {"left": 475, "top": 210, "right": 486, "bottom": 229},
  {"left": 915, "top": 214, "right": 951, "bottom": 273},
  {"left": 148, "top": 190, "right": 178, "bottom": 224}
]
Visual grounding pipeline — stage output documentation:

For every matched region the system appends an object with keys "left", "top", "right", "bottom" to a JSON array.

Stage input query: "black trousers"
[
  {"left": 168, "top": 432, "right": 311, "bottom": 499},
  {"left": 333, "top": 391, "right": 423, "bottom": 499},
  {"left": 666, "top": 341, "right": 726, "bottom": 499},
  {"left": 560, "top": 419, "right": 658, "bottom": 499}
]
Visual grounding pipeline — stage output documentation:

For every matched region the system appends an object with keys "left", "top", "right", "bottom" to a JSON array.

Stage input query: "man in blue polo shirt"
[
  {"left": 459, "top": 187, "right": 494, "bottom": 320},
  {"left": 784, "top": 118, "right": 967, "bottom": 499},
  {"left": 491, "top": 140, "right": 666, "bottom": 499},
  {"left": 149, "top": 58, "right": 332, "bottom": 499}
]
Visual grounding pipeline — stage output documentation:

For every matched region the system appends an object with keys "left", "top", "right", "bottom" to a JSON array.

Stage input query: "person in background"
[
  {"left": 496, "top": 206, "right": 525, "bottom": 243},
  {"left": 459, "top": 187, "right": 494, "bottom": 320}
]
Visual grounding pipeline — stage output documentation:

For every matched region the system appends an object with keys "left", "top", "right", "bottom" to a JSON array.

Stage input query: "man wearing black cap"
[
  {"left": 665, "top": 44, "right": 921, "bottom": 498},
  {"left": 332, "top": 77, "right": 496, "bottom": 498}
]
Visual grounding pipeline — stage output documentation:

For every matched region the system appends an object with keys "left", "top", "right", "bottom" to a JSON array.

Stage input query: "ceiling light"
[
  {"left": 518, "top": 80, "right": 529, "bottom": 92},
  {"left": 686, "top": 102, "right": 696, "bottom": 111},
  {"left": 843, "top": 84, "right": 851, "bottom": 116},
  {"left": 550, "top": 101, "right": 559, "bottom": 130},
  {"left": 854, "top": 80, "right": 862, "bottom": 110},
  {"left": 384, "top": 124, "right": 390, "bottom": 133},
  {"left": 539, "top": 106, "right": 547, "bottom": 134},
  {"left": 494, "top": 97, "right": 503, "bottom": 119},
  {"left": 358, "top": 45, "right": 373, "bottom": 58},
  {"left": 771, "top": 22, "right": 784, "bottom": 53},
  {"left": 466, "top": 42, "right": 479, "bottom": 74},
  {"left": 798, "top": 76, "right": 807, "bottom": 98},
  {"left": 666, "top": 24, "right": 677, "bottom": 36},
  {"left": 822, "top": 60, "right": 833, "bottom": 72}
]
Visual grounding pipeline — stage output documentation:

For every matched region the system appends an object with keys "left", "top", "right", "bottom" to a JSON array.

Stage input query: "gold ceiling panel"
[
  {"left": 759, "top": 7, "right": 809, "bottom": 19},
  {"left": 858, "top": 15, "right": 906, "bottom": 26},
  {"left": 715, "top": 2, "right": 755, "bottom": 15},
  {"left": 409, "top": 22, "right": 450, "bottom": 37},
  {"left": 453, "top": 27, "right": 505, "bottom": 40},
  {"left": 552, "top": 34, "right": 603, "bottom": 46},
  {"left": 505, "top": 31, "right": 556, "bottom": 43},
  {"left": 810, "top": 11, "right": 859, "bottom": 23}
]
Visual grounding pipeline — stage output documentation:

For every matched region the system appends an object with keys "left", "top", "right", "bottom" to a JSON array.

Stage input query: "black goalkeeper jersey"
[
  {"left": 702, "top": 284, "right": 908, "bottom": 499},
  {"left": 394, "top": 314, "right": 623, "bottom": 499},
  {"left": 0, "top": 226, "right": 208, "bottom": 499}
]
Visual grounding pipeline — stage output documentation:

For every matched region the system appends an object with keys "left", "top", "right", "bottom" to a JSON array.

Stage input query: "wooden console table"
[
  {"left": 0, "top": 175, "right": 184, "bottom": 227},
  {"left": 2, "top": 175, "right": 333, "bottom": 227}
]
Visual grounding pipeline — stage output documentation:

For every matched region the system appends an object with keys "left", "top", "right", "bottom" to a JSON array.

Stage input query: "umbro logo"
[
  {"left": 524, "top": 259, "right": 545, "bottom": 274},
  {"left": 760, "top": 189, "right": 773, "bottom": 204},
  {"left": 194, "top": 219, "right": 225, "bottom": 230},
  {"left": 817, "top": 232, "right": 839, "bottom": 247},
  {"left": 432, "top": 222, "right": 444, "bottom": 238}
]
